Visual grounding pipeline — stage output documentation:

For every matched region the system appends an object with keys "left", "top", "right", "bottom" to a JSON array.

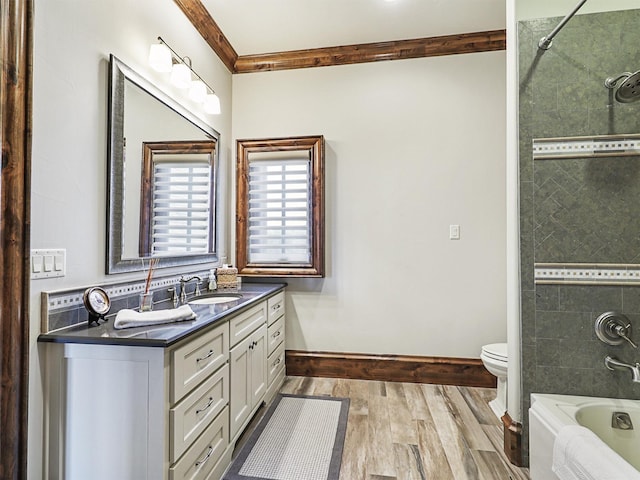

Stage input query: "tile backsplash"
[{"left": 41, "top": 269, "right": 212, "bottom": 333}]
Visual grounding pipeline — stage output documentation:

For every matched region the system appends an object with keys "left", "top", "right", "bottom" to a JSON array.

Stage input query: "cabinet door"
[
  {"left": 229, "top": 334, "right": 252, "bottom": 439},
  {"left": 229, "top": 324, "right": 268, "bottom": 440},
  {"left": 249, "top": 324, "right": 268, "bottom": 408}
]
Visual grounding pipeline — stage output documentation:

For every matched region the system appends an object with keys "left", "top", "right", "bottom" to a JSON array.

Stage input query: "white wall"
[
  {"left": 30, "top": 1, "right": 233, "bottom": 477},
  {"left": 232, "top": 53, "right": 507, "bottom": 357}
]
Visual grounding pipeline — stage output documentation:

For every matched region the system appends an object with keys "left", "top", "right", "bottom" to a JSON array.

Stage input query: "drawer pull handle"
[
  {"left": 196, "top": 396, "right": 214, "bottom": 415},
  {"left": 195, "top": 446, "right": 213, "bottom": 468},
  {"left": 272, "top": 304, "right": 281, "bottom": 311},
  {"left": 273, "top": 357, "right": 282, "bottom": 367},
  {"left": 196, "top": 350, "right": 215, "bottom": 363},
  {"left": 272, "top": 331, "right": 281, "bottom": 338}
]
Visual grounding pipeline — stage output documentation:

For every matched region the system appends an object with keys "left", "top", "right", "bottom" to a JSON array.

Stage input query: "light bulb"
[
  {"left": 204, "top": 93, "right": 221, "bottom": 115},
  {"left": 189, "top": 80, "right": 207, "bottom": 103},
  {"left": 170, "top": 63, "right": 191, "bottom": 89},
  {"left": 148, "top": 43, "right": 172, "bottom": 72}
]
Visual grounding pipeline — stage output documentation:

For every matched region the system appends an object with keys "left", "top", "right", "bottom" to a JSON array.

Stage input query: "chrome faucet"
[
  {"left": 179, "top": 275, "right": 202, "bottom": 304},
  {"left": 604, "top": 355, "right": 640, "bottom": 383}
]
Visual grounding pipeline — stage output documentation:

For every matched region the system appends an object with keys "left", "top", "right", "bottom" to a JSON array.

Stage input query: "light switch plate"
[
  {"left": 31, "top": 249, "right": 66, "bottom": 279},
  {"left": 449, "top": 224, "right": 460, "bottom": 240}
]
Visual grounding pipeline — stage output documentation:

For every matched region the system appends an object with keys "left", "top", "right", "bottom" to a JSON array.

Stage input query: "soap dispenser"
[{"left": 208, "top": 269, "right": 217, "bottom": 291}]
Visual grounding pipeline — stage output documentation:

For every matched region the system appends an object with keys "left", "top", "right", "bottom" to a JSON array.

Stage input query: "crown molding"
[
  {"left": 176, "top": 0, "right": 506, "bottom": 74},
  {"left": 234, "top": 30, "right": 507, "bottom": 73},
  {"left": 174, "top": 0, "right": 238, "bottom": 72}
]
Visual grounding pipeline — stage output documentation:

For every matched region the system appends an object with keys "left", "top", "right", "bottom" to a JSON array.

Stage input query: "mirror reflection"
[{"left": 107, "top": 55, "right": 220, "bottom": 274}]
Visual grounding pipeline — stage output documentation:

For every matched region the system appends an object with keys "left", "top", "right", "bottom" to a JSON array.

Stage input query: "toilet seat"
[{"left": 481, "top": 343, "right": 507, "bottom": 362}]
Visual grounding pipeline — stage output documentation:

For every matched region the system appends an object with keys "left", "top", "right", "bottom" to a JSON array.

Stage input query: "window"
[
  {"left": 139, "top": 141, "right": 217, "bottom": 257},
  {"left": 150, "top": 160, "right": 210, "bottom": 254},
  {"left": 236, "top": 136, "right": 324, "bottom": 277}
]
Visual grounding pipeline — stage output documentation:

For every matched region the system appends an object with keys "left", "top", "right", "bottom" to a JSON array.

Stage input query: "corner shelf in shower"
[{"left": 533, "top": 133, "right": 640, "bottom": 160}]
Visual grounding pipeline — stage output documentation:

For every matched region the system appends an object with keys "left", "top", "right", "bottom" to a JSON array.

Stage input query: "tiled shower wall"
[{"left": 519, "top": 9, "right": 640, "bottom": 461}]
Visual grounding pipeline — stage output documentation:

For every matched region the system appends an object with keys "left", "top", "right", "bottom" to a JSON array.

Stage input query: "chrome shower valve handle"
[
  {"left": 615, "top": 324, "right": 638, "bottom": 349},
  {"left": 595, "top": 311, "right": 638, "bottom": 349}
]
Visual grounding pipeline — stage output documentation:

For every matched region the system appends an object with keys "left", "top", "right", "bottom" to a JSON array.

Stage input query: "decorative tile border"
[
  {"left": 41, "top": 269, "right": 211, "bottom": 332},
  {"left": 533, "top": 134, "right": 640, "bottom": 160},
  {"left": 535, "top": 263, "right": 640, "bottom": 285}
]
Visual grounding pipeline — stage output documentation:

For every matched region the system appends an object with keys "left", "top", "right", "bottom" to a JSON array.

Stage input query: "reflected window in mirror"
[
  {"left": 139, "top": 141, "right": 217, "bottom": 257},
  {"left": 236, "top": 136, "right": 325, "bottom": 277}
]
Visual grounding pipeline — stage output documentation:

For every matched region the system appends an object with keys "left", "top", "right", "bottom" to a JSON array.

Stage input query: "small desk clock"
[{"left": 83, "top": 286, "right": 111, "bottom": 326}]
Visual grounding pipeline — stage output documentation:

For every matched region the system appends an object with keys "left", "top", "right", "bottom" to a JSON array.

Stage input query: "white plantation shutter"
[
  {"left": 247, "top": 157, "right": 311, "bottom": 264},
  {"left": 152, "top": 159, "right": 211, "bottom": 254}
]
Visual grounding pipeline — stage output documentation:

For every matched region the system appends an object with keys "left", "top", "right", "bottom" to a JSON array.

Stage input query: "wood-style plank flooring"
[{"left": 271, "top": 376, "right": 530, "bottom": 480}]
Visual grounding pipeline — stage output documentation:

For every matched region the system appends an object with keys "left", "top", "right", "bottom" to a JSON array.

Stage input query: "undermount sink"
[{"left": 188, "top": 293, "right": 242, "bottom": 305}]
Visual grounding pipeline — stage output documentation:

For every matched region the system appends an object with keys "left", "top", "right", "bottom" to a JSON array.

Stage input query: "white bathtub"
[{"left": 529, "top": 393, "right": 640, "bottom": 480}]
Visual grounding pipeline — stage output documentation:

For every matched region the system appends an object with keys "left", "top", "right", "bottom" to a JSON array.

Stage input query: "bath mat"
[{"left": 224, "top": 394, "right": 350, "bottom": 480}]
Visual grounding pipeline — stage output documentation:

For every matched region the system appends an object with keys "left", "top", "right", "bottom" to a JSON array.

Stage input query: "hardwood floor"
[{"left": 276, "top": 376, "right": 530, "bottom": 480}]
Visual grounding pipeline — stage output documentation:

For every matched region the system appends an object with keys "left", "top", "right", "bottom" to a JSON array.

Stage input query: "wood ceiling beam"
[
  {"left": 173, "top": 0, "right": 238, "bottom": 73},
  {"left": 234, "top": 30, "right": 507, "bottom": 73}
]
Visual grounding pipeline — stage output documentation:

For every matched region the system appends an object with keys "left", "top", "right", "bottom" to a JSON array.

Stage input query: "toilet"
[{"left": 480, "top": 342, "right": 508, "bottom": 419}]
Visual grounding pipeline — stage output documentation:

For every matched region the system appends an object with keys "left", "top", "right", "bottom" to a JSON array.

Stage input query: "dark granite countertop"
[{"left": 38, "top": 283, "right": 286, "bottom": 348}]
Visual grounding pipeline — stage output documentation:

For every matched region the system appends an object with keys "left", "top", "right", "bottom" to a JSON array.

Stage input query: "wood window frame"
[
  {"left": 236, "top": 135, "right": 325, "bottom": 277},
  {"left": 139, "top": 140, "right": 217, "bottom": 257}
]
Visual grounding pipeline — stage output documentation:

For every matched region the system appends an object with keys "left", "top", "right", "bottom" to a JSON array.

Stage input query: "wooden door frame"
[{"left": 1, "top": 0, "right": 32, "bottom": 478}]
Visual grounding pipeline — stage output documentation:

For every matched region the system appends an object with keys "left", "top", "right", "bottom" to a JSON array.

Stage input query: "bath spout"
[
  {"left": 612, "top": 411, "right": 634, "bottom": 430},
  {"left": 604, "top": 355, "right": 640, "bottom": 383}
]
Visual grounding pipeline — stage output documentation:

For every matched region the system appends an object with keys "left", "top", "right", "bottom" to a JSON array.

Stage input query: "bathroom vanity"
[{"left": 39, "top": 283, "right": 286, "bottom": 480}]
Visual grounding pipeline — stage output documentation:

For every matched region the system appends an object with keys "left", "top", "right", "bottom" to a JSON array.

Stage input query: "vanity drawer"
[
  {"left": 267, "top": 341, "right": 285, "bottom": 385},
  {"left": 267, "top": 315, "right": 284, "bottom": 356},
  {"left": 170, "top": 364, "right": 229, "bottom": 463},
  {"left": 267, "top": 291, "right": 285, "bottom": 326},
  {"left": 169, "top": 406, "right": 229, "bottom": 480},
  {"left": 171, "top": 322, "right": 229, "bottom": 403},
  {"left": 229, "top": 303, "right": 266, "bottom": 348}
]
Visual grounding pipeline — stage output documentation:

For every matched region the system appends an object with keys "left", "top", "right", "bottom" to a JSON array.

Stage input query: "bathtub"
[{"left": 529, "top": 393, "right": 640, "bottom": 479}]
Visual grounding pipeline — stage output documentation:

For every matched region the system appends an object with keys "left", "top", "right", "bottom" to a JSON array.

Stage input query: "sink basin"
[{"left": 188, "top": 293, "right": 242, "bottom": 305}]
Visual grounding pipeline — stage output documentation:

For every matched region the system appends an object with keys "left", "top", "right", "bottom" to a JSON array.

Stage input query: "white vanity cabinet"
[
  {"left": 45, "top": 320, "right": 231, "bottom": 480},
  {"left": 43, "top": 288, "right": 286, "bottom": 480}
]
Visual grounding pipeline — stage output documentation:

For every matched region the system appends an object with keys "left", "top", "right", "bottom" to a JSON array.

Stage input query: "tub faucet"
[
  {"left": 604, "top": 355, "right": 640, "bottom": 383},
  {"left": 179, "top": 275, "right": 202, "bottom": 304},
  {"left": 612, "top": 411, "right": 634, "bottom": 430}
]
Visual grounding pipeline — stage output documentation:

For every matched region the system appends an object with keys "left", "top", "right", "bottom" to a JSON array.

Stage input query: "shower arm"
[{"left": 538, "top": 0, "right": 588, "bottom": 50}]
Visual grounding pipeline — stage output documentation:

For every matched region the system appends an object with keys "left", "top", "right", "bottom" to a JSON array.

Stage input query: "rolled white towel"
[
  {"left": 114, "top": 305, "right": 196, "bottom": 330},
  {"left": 552, "top": 424, "right": 640, "bottom": 480}
]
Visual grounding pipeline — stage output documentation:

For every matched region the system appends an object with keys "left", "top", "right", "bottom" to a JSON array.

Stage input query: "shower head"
[{"left": 605, "top": 71, "right": 640, "bottom": 103}]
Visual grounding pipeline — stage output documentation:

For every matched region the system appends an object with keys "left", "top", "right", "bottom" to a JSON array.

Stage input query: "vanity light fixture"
[
  {"left": 170, "top": 62, "right": 192, "bottom": 89},
  {"left": 148, "top": 36, "right": 221, "bottom": 114},
  {"left": 148, "top": 43, "right": 172, "bottom": 72}
]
